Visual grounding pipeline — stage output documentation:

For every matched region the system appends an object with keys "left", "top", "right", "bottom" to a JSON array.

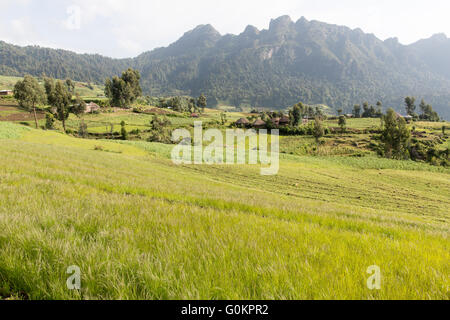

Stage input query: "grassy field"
[{"left": 0, "top": 121, "right": 448, "bottom": 300}]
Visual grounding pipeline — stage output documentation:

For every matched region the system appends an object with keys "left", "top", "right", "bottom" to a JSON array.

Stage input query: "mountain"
[
  {"left": 409, "top": 33, "right": 450, "bottom": 80},
  {"left": 1, "top": 16, "right": 449, "bottom": 118}
]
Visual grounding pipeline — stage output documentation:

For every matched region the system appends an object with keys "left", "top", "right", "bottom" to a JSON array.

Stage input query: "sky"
[{"left": 0, "top": 0, "right": 449, "bottom": 58}]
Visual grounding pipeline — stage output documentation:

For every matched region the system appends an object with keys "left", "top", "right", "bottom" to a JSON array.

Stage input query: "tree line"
[
  {"left": 14, "top": 75, "right": 86, "bottom": 131},
  {"left": 404, "top": 97, "right": 440, "bottom": 121},
  {"left": 350, "top": 98, "right": 441, "bottom": 121},
  {"left": 104, "top": 69, "right": 208, "bottom": 113}
]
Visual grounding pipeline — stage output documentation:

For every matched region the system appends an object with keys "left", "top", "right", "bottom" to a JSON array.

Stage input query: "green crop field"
[{"left": 0, "top": 121, "right": 448, "bottom": 300}]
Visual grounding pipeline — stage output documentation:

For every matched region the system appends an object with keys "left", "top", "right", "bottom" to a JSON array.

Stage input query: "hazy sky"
[{"left": 1, "top": 0, "right": 449, "bottom": 58}]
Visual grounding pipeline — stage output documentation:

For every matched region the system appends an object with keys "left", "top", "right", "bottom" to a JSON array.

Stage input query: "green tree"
[
  {"left": 105, "top": 77, "right": 124, "bottom": 107},
  {"left": 381, "top": 108, "right": 411, "bottom": 159},
  {"left": 45, "top": 113, "right": 56, "bottom": 130},
  {"left": 353, "top": 104, "right": 361, "bottom": 118},
  {"left": 338, "top": 115, "right": 347, "bottom": 133},
  {"left": 419, "top": 99, "right": 427, "bottom": 115},
  {"left": 220, "top": 112, "right": 227, "bottom": 125},
  {"left": 313, "top": 117, "right": 324, "bottom": 142},
  {"left": 65, "top": 79, "right": 75, "bottom": 94},
  {"left": 405, "top": 97, "right": 416, "bottom": 117},
  {"left": 78, "top": 121, "right": 88, "bottom": 138},
  {"left": 149, "top": 116, "right": 172, "bottom": 143},
  {"left": 170, "top": 97, "right": 182, "bottom": 112},
  {"left": 188, "top": 98, "right": 197, "bottom": 113},
  {"left": 419, "top": 99, "right": 440, "bottom": 122},
  {"left": 121, "top": 68, "right": 142, "bottom": 98},
  {"left": 44, "top": 77, "right": 56, "bottom": 105},
  {"left": 197, "top": 94, "right": 207, "bottom": 112},
  {"left": 71, "top": 95, "right": 87, "bottom": 138},
  {"left": 13, "top": 75, "right": 47, "bottom": 128},
  {"left": 105, "top": 69, "right": 142, "bottom": 108},
  {"left": 362, "top": 102, "right": 370, "bottom": 118},
  {"left": 315, "top": 106, "right": 325, "bottom": 119},
  {"left": 337, "top": 108, "right": 343, "bottom": 116},
  {"left": 291, "top": 103, "right": 303, "bottom": 126},
  {"left": 71, "top": 94, "right": 86, "bottom": 117},
  {"left": 376, "top": 101, "right": 383, "bottom": 117},
  {"left": 49, "top": 81, "right": 72, "bottom": 132},
  {"left": 120, "top": 121, "right": 128, "bottom": 140}
]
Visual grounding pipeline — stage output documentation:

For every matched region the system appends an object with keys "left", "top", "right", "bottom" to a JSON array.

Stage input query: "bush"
[
  {"left": 45, "top": 113, "right": 56, "bottom": 130},
  {"left": 120, "top": 121, "right": 128, "bottom": 140},
  {"left": 78, "top": 121, "right": 88, "bottom": 138},
  {"left": 83, "top": 99, "right": 109, "bottom": 108}
]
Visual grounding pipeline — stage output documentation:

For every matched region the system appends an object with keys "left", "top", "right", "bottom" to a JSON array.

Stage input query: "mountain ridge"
[{"left": 1, "top": 16, "right": 449, "bottom": 118}]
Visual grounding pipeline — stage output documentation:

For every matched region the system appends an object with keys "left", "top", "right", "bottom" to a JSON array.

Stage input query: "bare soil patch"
[{"left": 0, "top": 105, "right": 45, "bottom": 122}]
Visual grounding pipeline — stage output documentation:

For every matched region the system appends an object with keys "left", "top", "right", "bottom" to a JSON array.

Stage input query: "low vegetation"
[
  {"left": 0, "top": 121, "right": 448, "bottom": 300},
  {"left": 0, "top": 71, "right": 448, "bottom": 300}
]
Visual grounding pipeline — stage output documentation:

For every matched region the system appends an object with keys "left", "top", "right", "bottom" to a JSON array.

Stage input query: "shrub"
[
  {"left": 120, "top": 121, "right": 128, "bottom": 140},
  {"left": 78, "top": 121, "right": 88, "bottom": 138},
  {"left": 45, "top": 113, "right": 56, "bottom": 130},
  {"left": 380, "top": 109, "right": 411, "bottom": 160}
]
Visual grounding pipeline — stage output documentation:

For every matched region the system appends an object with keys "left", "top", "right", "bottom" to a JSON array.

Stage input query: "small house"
[
  {"left": 395, "top": 112, "right": 413, "bottom": 123},
  {"left": 403, "top": 115, "right": 413, "bottom": 123},
  {"left": 85, "top": 102, "right": 101, "bottom": 113},
  {"left": 302, "top": 117, "right": 309, "bottom": 125},
  {"left": 191, "top": 113, "right": 200, "bottom": 118},
  {"left": 0, "top": 90, "right": 13, "bottom": 96}
]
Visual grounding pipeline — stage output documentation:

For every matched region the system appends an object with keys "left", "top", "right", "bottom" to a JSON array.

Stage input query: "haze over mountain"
[{"left": 1, "top": 16, "right": 449, "bottom": 118}]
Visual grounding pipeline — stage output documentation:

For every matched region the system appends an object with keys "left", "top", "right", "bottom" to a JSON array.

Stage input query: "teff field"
[{"left": 0, "top": 121, "right": 448, "bottom": 300}]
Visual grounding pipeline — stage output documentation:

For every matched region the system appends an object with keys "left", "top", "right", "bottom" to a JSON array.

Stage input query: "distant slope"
[
  {"left": 0, "top": 75, "right": 104, "bottom": 98},
  {"left": 409, "top": 33, "right": 450, "bottom": 80},
  {"left": 1, "top": 16, "right": 450, "bottom": 118},
  {"left": 0, "top": 41, "right": 129, "bottom": 83}
]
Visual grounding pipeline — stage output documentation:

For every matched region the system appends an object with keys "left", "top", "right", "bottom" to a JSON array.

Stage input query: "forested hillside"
[
  {"left": 0, "top": 41, "right": 130, "bottom": 83},
  {"left": 1, "top": 16, "right": 449, "bottom": 118}
]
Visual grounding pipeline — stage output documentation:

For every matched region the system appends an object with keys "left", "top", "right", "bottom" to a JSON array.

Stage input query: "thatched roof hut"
[
  {"left": 236, "top": 118, "right": 250, "bottom": 125},
  {"left": 279, "top": 116, "right": 290, "bottom": 126},
  {"left": 253, "top": 119, "right": 266, "bottom": 129}
]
